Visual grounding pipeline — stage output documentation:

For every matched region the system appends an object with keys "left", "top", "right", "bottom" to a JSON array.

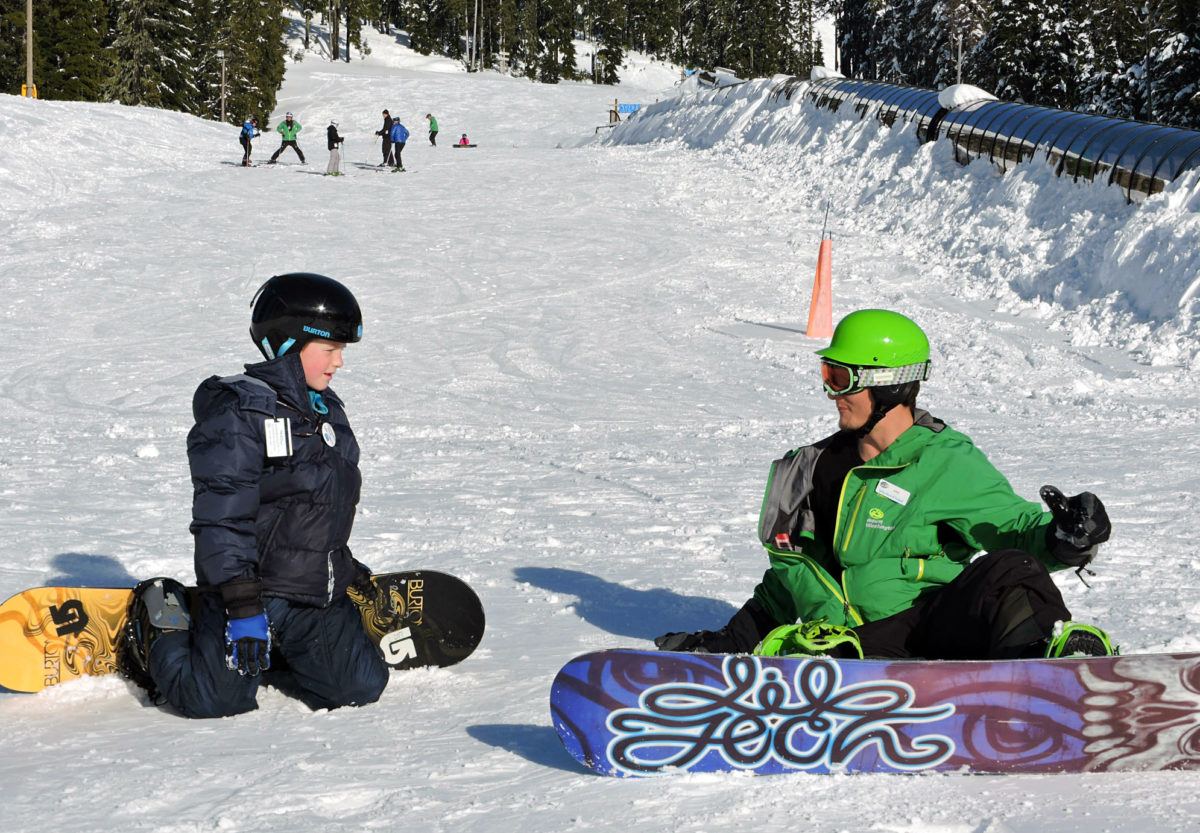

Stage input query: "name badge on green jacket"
[{"left": 876, "top": 478, "right": 910, "bottom": 506}]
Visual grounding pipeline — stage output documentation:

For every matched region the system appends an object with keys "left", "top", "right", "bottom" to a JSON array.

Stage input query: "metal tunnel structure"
[{"left": 769, "top": 77, "right": 1200, "bottom": 201}]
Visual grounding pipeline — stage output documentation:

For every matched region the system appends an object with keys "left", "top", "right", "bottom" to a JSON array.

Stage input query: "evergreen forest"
[{"left": 0, "top": 0, "right": 1196, "bottom": 129}]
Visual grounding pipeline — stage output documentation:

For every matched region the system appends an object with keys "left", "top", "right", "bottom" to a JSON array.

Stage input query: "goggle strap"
[{"left": 857, "top": 361, "right": 931, "bottom": 387}]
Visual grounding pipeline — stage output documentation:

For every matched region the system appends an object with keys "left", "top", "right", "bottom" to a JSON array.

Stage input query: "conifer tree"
[
  {"left": 0, "top": 0, "right": 109, "bottom": 100},
  {"left": 1076, "top": 1, "right": 1149, "bottom": 120},
  {"left": 497, "top": 0, "right": 519, "bottom": 72},
  {"left": 583, "top": 0, "right": 627, "bottom": 83},
  {"left": 0, "top": 1, "right": 23, "bottom": 94},
  {"left": 520, "top": 0, "right": 539, "bottom": 79},
  {"left": 1154, "top": 0, "right": 1200, "bottom": 127},
  {"left": 784, "top": 0, "right": 818, "bottom": 78},
  {"left": 837, "top": 0, "right": 881, "bottom": 79},
  {"left": 107, "top": 0, "right": 160, "bottom": 106},
  {"left": 539, "top": 0, "right": 575, "bottom": 82},
  {"left": 221, "top": 0, "right": 287, "bottom": 125},
  {"left": 969, "top": 0, "right": 1084, "bottom": 109}
]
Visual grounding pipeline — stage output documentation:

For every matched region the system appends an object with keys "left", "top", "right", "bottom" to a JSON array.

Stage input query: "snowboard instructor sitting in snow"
[
  {"left": 123, "top": 273, "right": 388, "bottom": 718},
  {"left": 657, "top": 309, "right": 1116, "bottom": 661}
]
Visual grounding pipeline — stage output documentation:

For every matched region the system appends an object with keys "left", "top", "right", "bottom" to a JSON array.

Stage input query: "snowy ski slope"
[{"left": 1, "top": 22, "right": 1199, "bottom": 833}]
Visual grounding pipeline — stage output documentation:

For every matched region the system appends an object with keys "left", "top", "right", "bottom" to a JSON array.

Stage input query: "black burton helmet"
[{"left": 250, "top": 273, "right": 363, "bottom": 360}]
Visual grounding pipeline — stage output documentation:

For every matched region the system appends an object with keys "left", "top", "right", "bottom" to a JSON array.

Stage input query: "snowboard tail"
[
  {"left": 0, "top": 570, "right": 484, "bottom": 693},
  {"left": 0, "top": 587, "right": 131, "bottom": 692},
  {"left": 550, "top": 649, "right": 1200, "bottom": 776}
]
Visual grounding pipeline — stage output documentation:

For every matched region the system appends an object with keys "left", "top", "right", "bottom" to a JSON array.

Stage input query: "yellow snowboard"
[{"left": 0, "top": 587, "right": 132, "bottom": 692}]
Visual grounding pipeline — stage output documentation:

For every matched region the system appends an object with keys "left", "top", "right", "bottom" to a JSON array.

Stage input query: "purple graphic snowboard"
[{"left": 550, "top": 649, "right": 1200, "bottom": 776}]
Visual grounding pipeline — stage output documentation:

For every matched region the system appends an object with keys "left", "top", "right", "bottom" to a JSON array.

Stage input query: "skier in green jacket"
[
  {"left": 269, "top": 112, "right": 306, "bottom": 164},
  {"left": 656, "top": 309, "right": 1116, "bottom": 660}
]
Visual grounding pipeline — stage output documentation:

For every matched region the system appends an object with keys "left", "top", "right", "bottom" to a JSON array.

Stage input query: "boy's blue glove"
[{"left": 225, "top": 613, "right": 271, "bottom": 676}]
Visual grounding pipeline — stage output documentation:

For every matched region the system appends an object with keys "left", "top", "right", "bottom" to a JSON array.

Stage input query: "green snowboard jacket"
[
  {"left": 753, "top": 410, "right": 1063, "bottom": 628},
  {"left": 276, "top": 120, "right": 302, "bottom": 141}
]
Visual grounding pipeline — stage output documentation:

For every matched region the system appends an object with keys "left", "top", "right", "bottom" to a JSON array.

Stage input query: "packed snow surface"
[{"left": 2, "top": 20, "right": 1200, "bottom": 833}]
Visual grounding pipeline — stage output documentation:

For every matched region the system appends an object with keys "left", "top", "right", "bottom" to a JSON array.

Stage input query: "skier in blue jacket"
[
  {"left": 122, "top": 273, "right": 388, "bottom": 718},
  {"left": 389, "top": 120, "right": 409, "bottom": 171},
  {"left": 239, "top": 116, "right": 259, "bottom": 166}
]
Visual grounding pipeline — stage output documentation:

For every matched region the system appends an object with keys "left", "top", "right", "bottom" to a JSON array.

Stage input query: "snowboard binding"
[
  {"left": 1044, "top": 621, "right": 1118, "bottom": 658},
  {"left": 754, "top": 620, "right": 864, "bottom": 659},
  {"left": 120, "top": 577, "right": 192, "bottom": 693}
]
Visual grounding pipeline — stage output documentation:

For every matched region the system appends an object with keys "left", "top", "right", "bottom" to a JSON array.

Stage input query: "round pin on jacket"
[{"left": 321, "top": 422, "right": 337, "bottom": 447}]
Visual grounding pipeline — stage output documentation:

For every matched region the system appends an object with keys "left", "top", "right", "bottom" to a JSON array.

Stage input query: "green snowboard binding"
[
  {"left": 1044, "top": 621, "right": 1118, "bottom": 658},
  {"left": 754, "top": 620, "right": 863, "bottom": 659}
]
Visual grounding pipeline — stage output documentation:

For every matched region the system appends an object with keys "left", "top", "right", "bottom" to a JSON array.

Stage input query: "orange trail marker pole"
[{"left": 806, "top": 207, "right": 833, "bottom": 339}]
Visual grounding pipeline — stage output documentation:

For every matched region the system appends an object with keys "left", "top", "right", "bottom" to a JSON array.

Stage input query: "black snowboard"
[{"left": 348, "top": 570, "right": 484, "bottom": 670}]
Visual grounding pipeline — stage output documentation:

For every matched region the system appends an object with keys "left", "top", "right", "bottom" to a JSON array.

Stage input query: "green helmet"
[{"left": 816, "top": 309, "right": 930, "bottom": 368}]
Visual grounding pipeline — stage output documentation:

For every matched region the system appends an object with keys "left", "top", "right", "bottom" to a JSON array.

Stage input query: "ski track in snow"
[{"left": 2, "top": 21, "right": 1200, "bottom": 833}]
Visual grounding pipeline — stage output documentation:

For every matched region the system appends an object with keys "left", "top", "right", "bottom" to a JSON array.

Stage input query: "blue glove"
[{"left": 225, "top": 612, "right": 271, "bottom": 676}]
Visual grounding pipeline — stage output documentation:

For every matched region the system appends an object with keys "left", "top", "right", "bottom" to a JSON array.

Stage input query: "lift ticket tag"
[{"left": 264, "top": 418, "right": 293, "bottom": 458}]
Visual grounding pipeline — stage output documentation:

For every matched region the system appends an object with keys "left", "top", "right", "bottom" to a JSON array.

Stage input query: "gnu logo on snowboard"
[
  {"left": 606, "top": 655, "right": 955, "bottom": 774},
  {"left": 49, "top": 601, "right": 89, "bottom": 637}
]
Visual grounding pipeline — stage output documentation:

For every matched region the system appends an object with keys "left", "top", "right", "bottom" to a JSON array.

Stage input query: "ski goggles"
[{"left": 820, "top": 359, "right": 931, "bottom": 396}]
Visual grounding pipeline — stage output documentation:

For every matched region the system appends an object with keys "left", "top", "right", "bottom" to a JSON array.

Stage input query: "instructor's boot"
[
  {"left": 755, "top": 620, "right": 863, "bottom": 659},
  {"left": 1044, "top": 621, "right": 1118, "bottom": 658},
  {"left": 120, "top": 577, "right": 191, "bottom": 692}
]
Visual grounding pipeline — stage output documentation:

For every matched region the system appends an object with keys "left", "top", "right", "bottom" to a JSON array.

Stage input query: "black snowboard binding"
[{"left": 120, "top": 577, "right": 191, "bottom": 694}]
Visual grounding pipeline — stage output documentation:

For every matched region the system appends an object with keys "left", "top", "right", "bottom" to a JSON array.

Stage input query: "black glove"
[
  {"left": 654, "top": 599, "right": 777, "bottom": 654},
  {"left": 348, "top": 559, "right": 376, "bottom": 596},
  {"left": 1041, "top": 485, "right": 1111, "bottom": 567},
  {"left": 219, "top": 578, "right": 270, "bottom": 676}
]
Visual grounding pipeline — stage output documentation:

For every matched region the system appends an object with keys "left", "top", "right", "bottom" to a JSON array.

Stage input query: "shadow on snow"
[
  {"left": 513, "top": 566, "right": 738, "bottom": 640},
  {"left": 44, "top": 553, "right": 139, "bottom": 588},
  {"left": 466, "top": 723, "right": 588, "bottom": 775}
]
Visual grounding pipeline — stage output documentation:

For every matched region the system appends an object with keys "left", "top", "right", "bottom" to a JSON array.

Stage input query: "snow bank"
[
  {"left": 0, "top": 93, "right": 228, "bottom": 226},
  {"left": 938, "top": 83, "right": 997, "bottom": 109},
  {"left": 602, "top": 79, "right": 1200, "bottom": 366}
]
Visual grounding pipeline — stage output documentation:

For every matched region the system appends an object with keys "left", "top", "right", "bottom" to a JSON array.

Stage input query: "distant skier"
[
  {"left": 654, "top": 309, "right": 1117, "bottom": 662},
  {"left": 269, "top": 112, "right": 305, "bottom": 164},
  {"left": 239, "top": 116, "right": 259, "bottom": 167},
  {"left": 426, "top": 113, "right": 438, "bottom": 146},
  {"left": 326, "top": 120, "right": 345, "bottom": 175},
  {"left": 389, "top": 119, "right": 409, "bottom": 171},
  {"left": 458, "top": 133, "right": 471, "bottom": 146},
  {"left": 375, "top": 109, "right": 395, "bottom": 166},
  {"left": 122, "top": 273, "right": 388, "bottom": 718}
]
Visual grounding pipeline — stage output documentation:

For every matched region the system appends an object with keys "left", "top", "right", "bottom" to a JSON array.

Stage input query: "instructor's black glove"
[
  {"left": 1041, "top": 485, "right": 1111, "bottom": 568},
  {"left": 654, "top": 599, "right": 777, "bottom": 654}
]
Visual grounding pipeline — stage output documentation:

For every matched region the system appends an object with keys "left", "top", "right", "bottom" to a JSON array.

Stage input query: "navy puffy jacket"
[{"left": 187, "top": 352, "right": 363, "bottom": 607}]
